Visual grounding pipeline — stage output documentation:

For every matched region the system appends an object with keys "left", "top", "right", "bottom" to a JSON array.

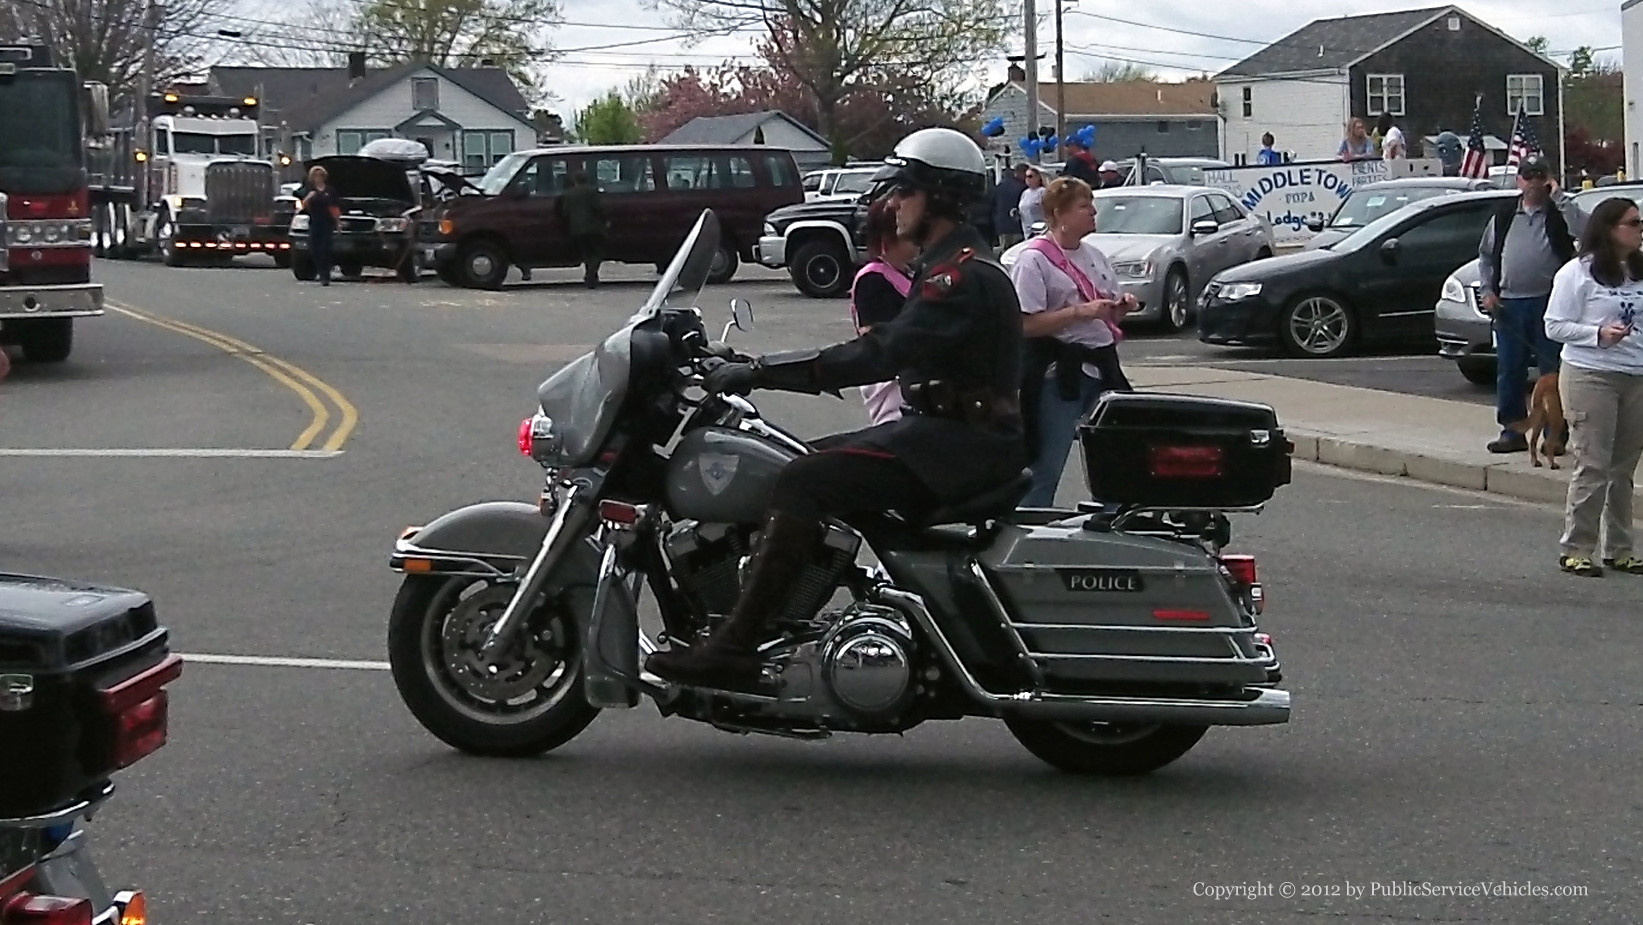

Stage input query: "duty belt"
[{"left": 903, "top": 379, "right": 1020, "bottom": 427}]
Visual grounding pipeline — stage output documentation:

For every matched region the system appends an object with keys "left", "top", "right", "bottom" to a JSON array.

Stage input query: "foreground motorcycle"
[
  {"left": 387, "top": 209, "right": 1292, "bottom": 775},
  {"left": 2, "top": 572, "right": 180, "bottom": 922}
]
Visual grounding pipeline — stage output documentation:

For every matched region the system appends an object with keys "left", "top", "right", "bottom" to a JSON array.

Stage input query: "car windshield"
[
  {"left": 173, "top": 132, "right": 257, "bottom": 155},
  {"left": 0, "top": 72, "right": 79, "bottom": 170},
  {"left": 1329, "top": 187, "right": 1453, "bottom": 228},
  {"left": 1573, "top": 187, "right": 1643, "bottom": 214},
  {"left": 1094, "top": 196, "right": 1183, "bottom": 235},
  {"left": 835, "top": 172, "right": 875, "bottom": 194},
  {"left": 477, "top": 151, "right": 531, "bottom": 195}
]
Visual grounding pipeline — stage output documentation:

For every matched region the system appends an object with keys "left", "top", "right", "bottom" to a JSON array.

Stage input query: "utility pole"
[
  {"left": 137, "top": 0, "right": 159, "bottom": 206},
  {"left": 1024, "top": 0, "right": 1039, "bottom": 163},
  {"left": 1054, "top": 0, "right": 1066, "bottom": 150}
]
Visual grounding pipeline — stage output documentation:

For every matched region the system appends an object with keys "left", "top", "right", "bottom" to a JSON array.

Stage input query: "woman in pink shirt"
[{"left": 848, "top": 198, "right": 918, "bottom": 424}]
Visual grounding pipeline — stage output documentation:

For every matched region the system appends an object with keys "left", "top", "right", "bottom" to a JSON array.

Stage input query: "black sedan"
[{"left": 1198, "top": 188, "right": 1518, "bottom": 358}]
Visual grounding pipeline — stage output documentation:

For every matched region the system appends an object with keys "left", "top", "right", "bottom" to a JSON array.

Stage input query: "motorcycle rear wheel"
[
  {"left": 1004, "top": 718, "right": 1208, "bottom": 776},
  {"left": 388, "top": 575, "right": 599, "bottom": 757}
]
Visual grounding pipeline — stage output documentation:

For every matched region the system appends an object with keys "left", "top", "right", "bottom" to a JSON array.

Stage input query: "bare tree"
[
  {"left": 647, "top": 0, "right": 1014, "bottom": 150},
  {"left": 228, "top": 0, "right": 357, "bottom": 68},
  {"left": 1081, "top": 60, "right": 1158, "bottom": 82},
  {"left": 355, "top": 0, "right": 563, "bottom": 92},
  {"left": 5, "top": 0, "right": 238, "bottom": 104}
]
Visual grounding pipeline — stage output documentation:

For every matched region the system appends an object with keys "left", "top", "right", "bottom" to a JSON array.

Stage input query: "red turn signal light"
[
  {"left": 1153, "top": 609, "right": 1210, "bottom": 622},
  {"left": 598, "top": 500, "right": 641, "bottom": 525},
  {"left": 1148, "top": 445, "right": 1224, "bottom": 479},
  {"left": 517, "top": 417, "right": 533, "bottom": 456},
  {"left": 1, "top": 893, "right": 93, "bottom": 925},
  {"left": 1219, "top": 554, "right": 1258, "bottom": 586}
]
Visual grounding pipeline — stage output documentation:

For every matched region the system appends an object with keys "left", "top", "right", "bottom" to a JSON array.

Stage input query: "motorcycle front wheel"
[
  {"left": 388, "top": 575, "right": 599, "bottom": 757},
  {"left": 1004, "top": 718, "right": 1208, "bottom": 776}
]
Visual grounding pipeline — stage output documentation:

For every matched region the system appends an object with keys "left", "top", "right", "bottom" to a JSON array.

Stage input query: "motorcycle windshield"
[
  {"left": 535, "top": 209, "right": 722, "bottom": 467},
  {"left": 638, "top": 209, "right": 721, "bottom": 318}
]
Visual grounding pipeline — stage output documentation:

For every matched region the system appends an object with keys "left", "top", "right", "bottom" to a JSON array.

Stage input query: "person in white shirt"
[
  {"left": 1543, "top": 195, "right": 1643, "bottom": 577},
  {"left": 1009, "top": 176, "right": 1140, "bottom": 506},
  {"left": 1017, "top": 167, "right": 1047, "bottom": 238},
  {"left": 1375, "top": 113, "right": 1406, "bottom": 159}
]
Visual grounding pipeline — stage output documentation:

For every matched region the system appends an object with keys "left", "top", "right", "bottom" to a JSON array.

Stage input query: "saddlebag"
[
  {"left": 978, "top": 523, "right": 1276, "bottom": 687},
  {"left": 0, "top": 573, "right": 176, "bottom": 819},
  {"left": 1078, "top": 392, "right": 1291, "bottom": 509}
]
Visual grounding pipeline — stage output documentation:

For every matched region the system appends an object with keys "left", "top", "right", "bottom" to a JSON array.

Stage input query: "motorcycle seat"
[{"left": 914, "top": 469, "right": 1034, "bottom": 527}]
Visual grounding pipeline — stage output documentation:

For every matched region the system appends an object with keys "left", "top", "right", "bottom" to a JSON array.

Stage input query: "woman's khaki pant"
[{"left": 1559, "top": 364, "right": 1643, "bottom": 558}]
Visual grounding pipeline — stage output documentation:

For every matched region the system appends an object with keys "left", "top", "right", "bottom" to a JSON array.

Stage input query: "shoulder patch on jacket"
[{"left": 921, "top": 264, "right": 962, "bottom": 299}]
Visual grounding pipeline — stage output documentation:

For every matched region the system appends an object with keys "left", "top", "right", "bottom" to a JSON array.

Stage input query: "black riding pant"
[
  {"left": 769, "top": 446, "right": 936, "bottom": 523},
  {"left": 310, "top": 224, "right": 334, "bottom": 282}
]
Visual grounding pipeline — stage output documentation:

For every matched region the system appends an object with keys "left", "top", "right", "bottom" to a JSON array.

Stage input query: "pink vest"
[{"left": 850, "top": 260, "right": 914, "bottom": 425}]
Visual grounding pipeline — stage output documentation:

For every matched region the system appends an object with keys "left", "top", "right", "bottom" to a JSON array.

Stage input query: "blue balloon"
[
  {"left": 1018, "top": 136, "right": 1037, "bottom": 154},
  {"left": 1044, "top": 135, "right": 1059, "bottom": 151},
  {"left": 983, "top": 116, "right": 1006, "bottom": 137}
]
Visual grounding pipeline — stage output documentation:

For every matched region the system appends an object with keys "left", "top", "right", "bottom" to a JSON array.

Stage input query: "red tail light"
[
  {"left": 598, "top": 500, "right": 640, "bottom": 525},
  {"left": 97, "top": 654, "right": 182, "bottom": 770},
  {"left": 1153, "top": 609, "right": 1210, "bottom": 622},
  {"left": 517, "top": 417, "right": 533, "bottom": 456},
  {"left": 1, "top": 894, "right": 93, "bottom": 925},
  {"left": 1220, "top": 554, "right": 1258, "bottom": 586},
  {"left": 1148, "top": 445, "right": 1224, "bottom": 478}
]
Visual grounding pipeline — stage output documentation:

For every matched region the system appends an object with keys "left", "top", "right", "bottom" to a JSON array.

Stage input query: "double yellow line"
[{"left": 110, "top": 302, "right": 358, "bottom": 452}]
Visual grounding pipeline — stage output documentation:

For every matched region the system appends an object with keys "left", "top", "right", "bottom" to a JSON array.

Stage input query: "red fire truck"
[{"left": 0, "top": 44, "right": 108, "bottom": 365}]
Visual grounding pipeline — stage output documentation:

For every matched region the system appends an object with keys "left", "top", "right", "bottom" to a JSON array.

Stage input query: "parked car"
[
  {"left": 1116, "top": 157, "right": 1232, "bottom": 186},
  {"left": 1000, "top": 185, "right": 1276, "bottom": 331},
  {"left": 1199, "top": 188, "right": 1519, "bottom": 357},
  {"left": 1435, "top": 181, "right": 1643, "bottom": 382},
  {"left": 802, "top": 166, "right": 880, "bottom": 203},
  {"left": 1304, "top": 176, "right": 1495, "bottom": 250},
  {"left": 419, "top": 144, "right": 804, "bottom": 289}
]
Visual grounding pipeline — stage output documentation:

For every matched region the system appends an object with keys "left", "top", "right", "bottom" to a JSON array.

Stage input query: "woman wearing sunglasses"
[{"left": 1544, "top": 196, "right": 1643, "bottom": 577}]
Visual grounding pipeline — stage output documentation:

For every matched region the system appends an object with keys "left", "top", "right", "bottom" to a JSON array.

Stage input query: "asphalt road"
[{"left": 2, "top": 258, "right": 1628, "bottom": 924}]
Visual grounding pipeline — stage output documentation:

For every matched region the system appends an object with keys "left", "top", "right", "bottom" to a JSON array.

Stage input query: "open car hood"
[{"left": 305, "top": 155, "right": 417, "bottom": 204}]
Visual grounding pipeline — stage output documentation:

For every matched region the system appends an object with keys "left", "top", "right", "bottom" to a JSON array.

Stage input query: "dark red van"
[{"left": 420, "top": 144, "right": 804, "bottom": 288}]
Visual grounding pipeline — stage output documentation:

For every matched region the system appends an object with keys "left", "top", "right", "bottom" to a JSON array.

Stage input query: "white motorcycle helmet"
[{"left": 873, "top": 127, "right": 988, "bottom": 219}]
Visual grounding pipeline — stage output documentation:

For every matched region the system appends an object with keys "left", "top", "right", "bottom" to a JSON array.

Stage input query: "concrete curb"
[{"left": 1286, "top": 429, "right": 1629, "bottom": 509}]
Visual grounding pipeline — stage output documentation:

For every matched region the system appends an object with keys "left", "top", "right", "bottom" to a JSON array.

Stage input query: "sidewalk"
[{"left": 1125, "top": 365, "right": 1643, "bottom": 510}]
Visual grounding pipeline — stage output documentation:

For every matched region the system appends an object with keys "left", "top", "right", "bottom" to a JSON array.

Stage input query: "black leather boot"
[{"left": 646, "top": 512, "right": 822, "bottom": 688}]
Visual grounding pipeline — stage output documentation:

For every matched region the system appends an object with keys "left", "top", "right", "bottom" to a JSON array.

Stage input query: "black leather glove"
[{"left": 702, "top": 360, "right": 760, "bottom": 395}]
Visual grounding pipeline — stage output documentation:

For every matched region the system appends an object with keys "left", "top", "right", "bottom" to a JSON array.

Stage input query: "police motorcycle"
[
  {"left": 386, "top": 209, "right": 1293, "bottom": 775},
  {"left": 2, "top": 573, "right": 181, "bottom": 923}
]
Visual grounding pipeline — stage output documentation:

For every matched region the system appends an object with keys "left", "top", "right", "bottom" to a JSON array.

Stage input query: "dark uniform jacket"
[
  {"left": 557, "top": 183, "right": 607, "bottom": 238},
  {"left": 764, "top": 224, "right": 1027, "bottom": 499}
]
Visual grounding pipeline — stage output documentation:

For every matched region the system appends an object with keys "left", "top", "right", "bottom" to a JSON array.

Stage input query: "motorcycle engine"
[
  {"left": 815, "top": 603, "right": 919, "bottom": 723},
  {"left": 663, "top": 520, "right": 860, "bottom": 624}
]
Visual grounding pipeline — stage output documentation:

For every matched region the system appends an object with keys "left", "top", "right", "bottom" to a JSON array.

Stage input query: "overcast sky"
[{"left": 545, "top": 0, "right": 1622, "bottom": 119}]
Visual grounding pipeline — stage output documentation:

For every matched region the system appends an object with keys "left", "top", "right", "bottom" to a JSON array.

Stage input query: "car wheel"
[
  {"left": 459, "top": 239, "right": 509, "bottom": 290},
  {"left": 789, "top": 239, "right": 851, "bottom": 298},
  {"left": 17, "top": 319, "right": 73, "bottom": 363},
  {"left": 1457, "top": 355, "right": 1496, "bottom": 386},
  {"left": 706, "top": 240, "right": 739, "bottom": 284},
  {"left": 1160, "top": 266, "right": 1190, "bottom": 332},
  {"left": 1255, "top": 248, "right": 1273, "bottom": 260},
  {"left": 1280, "top": 293, "right": 1358, "bottom": 358}
]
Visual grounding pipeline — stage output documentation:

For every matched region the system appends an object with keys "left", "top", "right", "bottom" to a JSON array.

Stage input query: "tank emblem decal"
[
  {"left": 1059, "top": 568, "right": 1145, "bottom": 593},
  {"left": 700, "top": 453, "right": 739, "bottom": 496}
]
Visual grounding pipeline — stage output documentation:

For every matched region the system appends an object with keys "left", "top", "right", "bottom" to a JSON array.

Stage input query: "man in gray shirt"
[{"left": 1477, "top": 153, "right": 1583, "bottom": 453}]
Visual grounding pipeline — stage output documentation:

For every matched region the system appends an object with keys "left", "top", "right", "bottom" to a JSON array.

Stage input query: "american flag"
[
  {"left": 1505, "top": 102, "right": 1540, "bottom": 168},
  {"left": 1460, "top": 95, "right": 1488, "bottom": 179}
]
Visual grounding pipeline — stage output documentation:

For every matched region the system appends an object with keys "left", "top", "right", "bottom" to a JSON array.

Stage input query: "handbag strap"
[{"left": 1026, "top": 238, "right": 1125, "bottom": 342}]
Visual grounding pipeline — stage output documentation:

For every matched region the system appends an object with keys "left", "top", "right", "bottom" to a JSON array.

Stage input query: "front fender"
[{"left": 390, "top": 501, "right": 598, "bottom": 587}]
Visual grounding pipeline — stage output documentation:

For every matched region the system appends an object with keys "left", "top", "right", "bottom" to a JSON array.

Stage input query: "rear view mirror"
[
  {"left": 83, "top": 81, "right": 110, "bottom": 137},
  {"left": 1029, "top": 220, "right": 1048, "bottom": 236},
  {"left": 724, "top": 298, "right": 755, "bottom": 339},
  {"left": 1306, "top": 218, "right": 1325, "bottom": 233},
  {"left": 1380, "top": 238, "right": 1401, "bottom": 262},
  {"left": 1191, "top": 220, "right": 1219, "bottom": 236}
]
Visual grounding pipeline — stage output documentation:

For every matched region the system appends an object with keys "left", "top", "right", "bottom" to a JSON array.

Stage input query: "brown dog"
[{"left": 1513, "top": 372, "right": 1566, "bottom": 468}]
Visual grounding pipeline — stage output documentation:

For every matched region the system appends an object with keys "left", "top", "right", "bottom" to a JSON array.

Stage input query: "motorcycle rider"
[{"left": 646, "top": 127, "right": 1028, "bottom": 689}]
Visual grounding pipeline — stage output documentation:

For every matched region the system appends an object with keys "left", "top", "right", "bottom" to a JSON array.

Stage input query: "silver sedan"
[{"left": 1001, "top": 185, "right": 1276, "bottom": 331}]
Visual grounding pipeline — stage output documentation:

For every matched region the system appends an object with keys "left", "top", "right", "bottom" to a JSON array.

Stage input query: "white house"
[
  {"left": 209, "top": 63, "right": 537, "bottom": 171},
  {"left": 1624, "top": 0, "right": 1643, "bottom": 176}
]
